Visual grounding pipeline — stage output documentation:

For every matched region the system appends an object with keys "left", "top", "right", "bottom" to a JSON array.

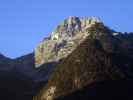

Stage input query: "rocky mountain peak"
[
  {"left": 51, "top": 16, "right": 102, "bottom": 40},
  {"left": 34, "top": 16, "right": 103, "bottom": 68}
]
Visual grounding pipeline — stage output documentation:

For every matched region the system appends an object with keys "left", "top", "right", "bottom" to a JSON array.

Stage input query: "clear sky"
[{"left": 0, "top": 0, "right": 132, "bottom": 58}]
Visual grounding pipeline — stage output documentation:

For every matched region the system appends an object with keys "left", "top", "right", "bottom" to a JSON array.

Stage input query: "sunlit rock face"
[
  {"left": 34, "top": 16, "right": 102, "bottom": 68},
  {"left": 42, "top": 86, "right": 56, "bottom": 100}
]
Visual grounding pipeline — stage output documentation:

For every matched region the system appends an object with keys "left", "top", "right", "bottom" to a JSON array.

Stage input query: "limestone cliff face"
[{"left": 34, "top": 16, "right": 102, "bottom": 68}]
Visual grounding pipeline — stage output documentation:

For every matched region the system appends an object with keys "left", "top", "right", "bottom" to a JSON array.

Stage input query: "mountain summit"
[
  {"left": 34, "top": 16, "right": 102, "bottom": 68},
  {"left": 51, "top": 16, "right": 101, "bottom": 40}
]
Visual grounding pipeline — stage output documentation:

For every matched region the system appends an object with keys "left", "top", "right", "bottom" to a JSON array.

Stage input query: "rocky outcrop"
[{"left": 34, "top": 16, "right": 102, "bottom": 68}]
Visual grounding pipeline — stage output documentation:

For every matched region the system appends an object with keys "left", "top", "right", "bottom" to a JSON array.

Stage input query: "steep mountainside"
[{"left": 34, "top": 22, "right": 133, "bottom": 100}]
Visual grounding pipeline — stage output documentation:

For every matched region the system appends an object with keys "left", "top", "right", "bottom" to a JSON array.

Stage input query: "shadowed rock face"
[
  {"left": 56, "top": 80, "right": 133, "bottom": 100},
  {"left": 34, "top": 23, "right": 133, "bottom": 100}
]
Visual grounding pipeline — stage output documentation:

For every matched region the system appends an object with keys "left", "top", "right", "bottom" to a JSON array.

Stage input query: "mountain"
[
  {"left": 0, "top": 16, "right": 133, "bottom": 100},
  {"left": 34, "top": 20, "right": 133, "bottom": 100},
  {"left": 34, "top": 16, "right": 102, "bottom": 68}
]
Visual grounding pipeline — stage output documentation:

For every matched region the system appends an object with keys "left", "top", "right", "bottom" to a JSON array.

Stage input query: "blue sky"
[{"left": 0, "top": 0, "right": 132, "bottom": 58}]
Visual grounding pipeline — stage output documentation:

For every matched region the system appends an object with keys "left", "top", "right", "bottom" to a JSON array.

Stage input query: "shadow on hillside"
[
  {"left": 0, "top": 61, "right": 58, "bottom": 100},
  {"left": 57, "top": 80, "right": 133, "bottom": 100}
]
